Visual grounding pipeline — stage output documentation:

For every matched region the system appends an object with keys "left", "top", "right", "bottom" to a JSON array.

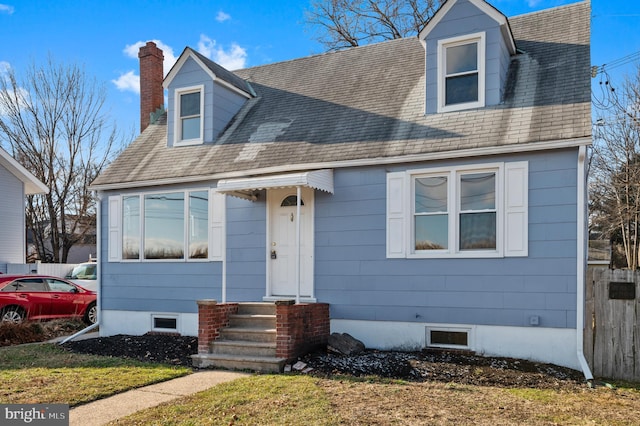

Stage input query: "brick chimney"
[{"left": 138, "top": 41, "right": 164, "bottom": 133}]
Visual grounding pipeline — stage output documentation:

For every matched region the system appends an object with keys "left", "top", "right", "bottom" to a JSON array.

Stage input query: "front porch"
[{"left": 192, "top": 300, "right": 330, "bottom": 373}]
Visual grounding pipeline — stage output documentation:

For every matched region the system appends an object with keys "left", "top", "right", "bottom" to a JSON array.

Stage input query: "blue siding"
[
  {"left": 315, "top": 149, "right": 579, "bottom": 329},
  {"left": 167, "top": 56, "right": 246, "bottom": 146},
  {"left": 225, "top": 196, "right": 267, "bottom": 301},
  {"left": 425, "top": 0, "right": 512, "bottom": 113},
  {"left": 0, "top": 165, "right": 25, "bottom": 263},
  {"left": 99, "top": 148, "right": 580, "bottom": 330}
]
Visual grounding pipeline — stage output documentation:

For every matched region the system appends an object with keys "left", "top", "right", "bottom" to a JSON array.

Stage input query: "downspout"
[
  {"left": 295, "top": 186, "right": 301, "bottom": 304},
  {"left": 60, "top": 191, "right": 102, "bottom": 345},
  {"left": 576, "top": 145, "right": 594, "bottom": 381},
  {"left": 221, "top": 193, "right": 227, "bottom": 303}
]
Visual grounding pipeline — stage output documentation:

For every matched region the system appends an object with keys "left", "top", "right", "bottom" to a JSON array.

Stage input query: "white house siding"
[{"left": 0, "top": 164, "right": 25, "bottom": 264}]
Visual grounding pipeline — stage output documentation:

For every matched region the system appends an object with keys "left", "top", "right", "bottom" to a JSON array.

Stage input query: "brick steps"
[{"left": 192, "top": 302, "right": 286, "bottom": 373}]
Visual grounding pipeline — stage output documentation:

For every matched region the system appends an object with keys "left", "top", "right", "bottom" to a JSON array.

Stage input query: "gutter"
[{"left": 576, "top": 145, "right": 594, "bottom": 381}]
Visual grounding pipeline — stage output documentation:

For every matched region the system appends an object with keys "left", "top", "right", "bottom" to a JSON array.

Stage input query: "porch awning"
[{"left": 216, "top": 169, "right": 333, "bottom": 200}]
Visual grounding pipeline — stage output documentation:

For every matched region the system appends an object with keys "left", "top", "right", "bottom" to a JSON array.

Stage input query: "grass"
[
  {"left": 113, "top": 375, "right": 340, "bottom": 426},
  {"left": 0, "top": 344, "right": 191, "bottom": 407},
  {"left": 110, "top": 375, "right": 640, "bottom": 425},
  {"left": 1, "top": 343, "right": 640, "bottom": 425}
]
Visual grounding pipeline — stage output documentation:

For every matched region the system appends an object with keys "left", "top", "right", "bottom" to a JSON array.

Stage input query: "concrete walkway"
[
  {"left": 49, "top": 332, "right": 248, "bottom": 425},
  {"left": 69, "top": 370, "right": 249, "bottom": 426}
]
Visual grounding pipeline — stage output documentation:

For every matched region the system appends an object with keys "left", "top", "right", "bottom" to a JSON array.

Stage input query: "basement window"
[
  {"left": 426, "top": 327, "right": 471, "bottom": 349},
  {"left": 152, "top": 315, "right": 178, "bottom": 332}
]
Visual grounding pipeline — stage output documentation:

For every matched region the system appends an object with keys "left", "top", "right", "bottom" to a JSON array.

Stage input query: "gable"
[
  {"left": 166, "top": 55, "right": 250, "bottom": 146},
  {"left": 0, "top": 147, "right": 47, "bottom": 195},
  {"left": 421, "top": 0, "right": 515, "bottom": 113}
]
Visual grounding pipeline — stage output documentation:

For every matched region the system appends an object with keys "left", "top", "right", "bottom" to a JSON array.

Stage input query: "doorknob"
[
  {"left": 290, "top": 212, "right": 294, "bottom": 222},
  {"left": 271, "top": 250, "right": 277, "bottom": 259}
]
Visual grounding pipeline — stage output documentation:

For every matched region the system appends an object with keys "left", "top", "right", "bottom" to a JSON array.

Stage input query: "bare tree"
[
  {"left": 591, "top": 66, "right": 640, "bottom": 269},
  {"left": 305, "top": 0, "right": 441, "bottom": 51},
  {"left": 0, "top": 57, "right": 123, "bottom": 263}
]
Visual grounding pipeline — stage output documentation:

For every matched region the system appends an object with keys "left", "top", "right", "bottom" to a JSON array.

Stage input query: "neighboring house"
[
  {"left": 90, "top": 0, "right": 592, "bottom": 373},
  {"left": 0, "top": 147, "right": 48, "bottom": 271},
  {"left": 26, "top": 216, "right": 97, "bottom": 264}
]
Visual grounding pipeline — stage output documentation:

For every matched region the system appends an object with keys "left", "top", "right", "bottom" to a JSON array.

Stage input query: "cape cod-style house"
[{"left": 90, "top": 0, "right": 592, "bottom": 375}]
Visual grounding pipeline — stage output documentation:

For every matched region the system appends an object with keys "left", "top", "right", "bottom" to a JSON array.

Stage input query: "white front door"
[{"left": 268, "top": 187, "right": 314, "bottom": 298}]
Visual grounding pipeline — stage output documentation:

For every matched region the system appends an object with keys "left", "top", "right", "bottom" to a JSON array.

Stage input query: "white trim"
[
  {"left": 437, "top": 32, "right": 486, "bottom": 113},
  {"left": 151, "top": 313, "right": 179, "bottom": 332},
  {"left": 265, "top": 187, "right": 315, "bottom": 301},
  {"left": 111, "top": 187, "right": 219, "bottom": 263},
  {"left": 406, "top": 162, "right": 505, "bottom": 258},
  {"left": 164, "top": 50, "right": 252, "bottom": 99},
  {"left": 331, "top": 319, "right": 581, "bottom": 370},
  {"left": 174, "top": 85, "right": 205, "bottom": 146},
  {"left": 100, "top": 310, "right": 197, "bottom": 336},
  {"left": 89, "top": 138, "right": 592, "bottom": 191},
  {"left": 0, "top": 146, "right": 48, "bottom": 195},
  {"left": 418, "top": 0, "right": 515, "bottom": 54},
  {"left": 426, "top": 326, "right": 473, "bottom": 350}
]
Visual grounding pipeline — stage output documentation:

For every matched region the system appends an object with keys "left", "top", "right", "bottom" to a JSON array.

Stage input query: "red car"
[{"left": 0, "top": 275, "right": 97, "bottom": 324}]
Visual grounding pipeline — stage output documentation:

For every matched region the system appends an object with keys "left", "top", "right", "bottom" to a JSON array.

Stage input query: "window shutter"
[
  {"left": 210, "top": 189, "right": 226, "bottom": 261},
  {"left": 504, "top": 162, "right": 528, "bottom": 257},
  {"left": 108, "top": 196, "right": 122, "bottom": 262},
  {"left": 387, "top": 172, "right": 406, "bottom": 258}
]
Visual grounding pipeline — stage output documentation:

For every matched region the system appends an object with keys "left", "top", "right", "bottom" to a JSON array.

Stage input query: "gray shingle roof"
[{"left": 92, "top": 1, "right": 590, "bottom": 190}]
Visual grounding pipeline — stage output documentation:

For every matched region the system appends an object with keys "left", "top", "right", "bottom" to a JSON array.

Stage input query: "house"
[
  {"left": 0, "top": 147, "right": 48, "bottom": 271},
  {"left": 90, "top": 0, "right": 592, "bottom": 375}
]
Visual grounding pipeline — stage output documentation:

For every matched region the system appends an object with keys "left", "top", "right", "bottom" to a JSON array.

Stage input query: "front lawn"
[{"left": 0, "top": 344, "right": 190, "bottom": 407}]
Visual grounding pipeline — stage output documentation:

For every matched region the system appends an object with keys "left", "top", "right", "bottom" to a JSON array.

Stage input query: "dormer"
[
  {"left": 419, "top": 0, "right": 516, "bottom": 114},
  {"left": 162, "top": 48, "right": 254, "bottom": 147}
]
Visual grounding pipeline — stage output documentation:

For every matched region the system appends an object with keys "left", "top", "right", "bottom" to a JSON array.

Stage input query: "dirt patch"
[
  {"left": 62, "top": 334, "right": 198, "bottom": 366},
  {"left": 0, "top": 320, "right": 86, "bottom": 346},
  {"left": 61, "top": 334, "right": 586, "bottom": 389},
  {"left": 300, "top": 349, "right": 585, "bottom": 389}
]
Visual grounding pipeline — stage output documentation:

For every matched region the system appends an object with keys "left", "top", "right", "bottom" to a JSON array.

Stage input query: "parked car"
[
  {"left": 65, "top": 261, "right": 97, "bottom": 292},
  {"left": 0, "top": 275, "right": 97, "bottom": 324}
]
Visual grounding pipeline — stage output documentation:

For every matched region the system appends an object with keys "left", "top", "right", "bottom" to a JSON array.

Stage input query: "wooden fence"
[{"left": 585, "top": 266, "right": 640, "bottom": 382}]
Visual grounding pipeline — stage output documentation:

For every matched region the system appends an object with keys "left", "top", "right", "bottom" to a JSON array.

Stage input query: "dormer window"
[
  {"left": 175, "top": 85, "right": 204, "bottom": 145},
  {"left": 438, "top": 32, "right": 485, "bottom": 113}
]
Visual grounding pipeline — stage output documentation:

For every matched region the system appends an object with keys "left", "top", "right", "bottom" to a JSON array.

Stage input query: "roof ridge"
[{"left": 509, "top": 0, "right": 587, "bottom": 20}]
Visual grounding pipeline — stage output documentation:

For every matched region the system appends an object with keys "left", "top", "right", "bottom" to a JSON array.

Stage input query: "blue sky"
[{"left": 1, "top": 0, "right": 638, "bottom": 136}]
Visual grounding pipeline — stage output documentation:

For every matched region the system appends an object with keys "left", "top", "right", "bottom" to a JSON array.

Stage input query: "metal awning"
[{"left": 216, "top": 169, "right": 333, "bottom": 200}]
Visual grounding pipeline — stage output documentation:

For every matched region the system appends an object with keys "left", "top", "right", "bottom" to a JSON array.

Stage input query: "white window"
[
  {"left": 108, "top": 189, "right": 225, "bottom": 262},
  {"left": 386, "top": 161, "right": 528, "bottom": 259},
  {"left": 174, "top": 85, "right": 204, "bottom": 145},
  {"left": 437, "top": 33, "right": 485, "bottom": 113}
]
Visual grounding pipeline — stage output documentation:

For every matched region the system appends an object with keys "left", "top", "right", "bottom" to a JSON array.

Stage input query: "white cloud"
[
  {"left": 527, "top": 0, "right": 542, "bottom": 6},
  {"left": 197, "top": 34, "right": 247, "bottom": 70},
  {"left": 0, "top": 4, "right": 14, "bottom": 15},
  {"left": 112, "top": 35, "right": 248, "bottom": 94},
  {"left": 216, "top": 11, "right": 231, "bottom": 22},
  {"left": 114, "top": 40, "right": 179, "bottom": 93},
  {"left": 112, "top": 70, "right": 140, "bottom": 94},
  {"left": 0, "top": 61, "right": 10, "bottom": 76},
  {"left": 123, "top": 40, "right": 178, "bottom": 76}
]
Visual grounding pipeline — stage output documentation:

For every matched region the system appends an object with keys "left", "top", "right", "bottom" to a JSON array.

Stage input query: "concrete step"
[
  {"left": 228, "top": 314, "right": 276, "bottom": 329},
  {"left": 191, "top": 353, "right": 286, "bottom": 373},
  {"left": 219, "top": 327, "right": 277, "bottom": 343},
  {"left": 237, "top": 302, "right": 276, "bottom": 316},
  {"left": 211, "top": 340, "right": 277, "bottom": 357}
]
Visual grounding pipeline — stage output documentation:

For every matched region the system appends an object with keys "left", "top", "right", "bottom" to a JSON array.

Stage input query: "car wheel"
[
  {"left": 84, "top": 303, "right": 97, "bottom": 325},
  {"left": 1, "top": 307, "right": 26, "bottom": 324}
]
